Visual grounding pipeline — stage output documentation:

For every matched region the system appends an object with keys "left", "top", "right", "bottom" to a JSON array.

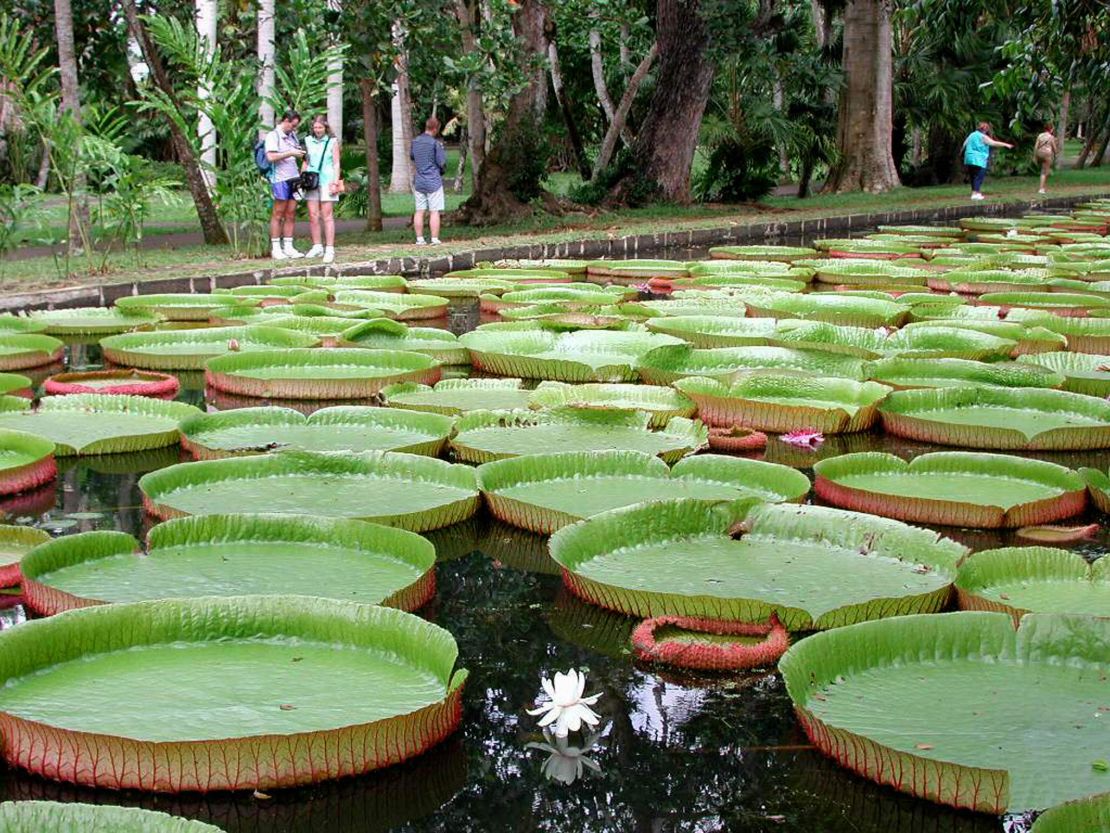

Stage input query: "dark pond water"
[{"left": 0, "top": 296, "right": 1107, "bottom": 833}]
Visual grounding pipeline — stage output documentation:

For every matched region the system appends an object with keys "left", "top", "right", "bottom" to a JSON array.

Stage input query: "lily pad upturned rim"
[
  {"left": 1016, "top": 351, "right": 1110, "bottom": 396},
  {"left": 0, "top": 394, "right": 200, "bottom": 456},
  {"left": 813, "top": 451, "right": 1086, "bottom": 528},
  {"left": 99, "top": 325, "right": 320, "bottom": 371},
  {"left": 379, "top": 378, "right": 529, "bottom": 415},
  {"left": 779, "top": 611, "right": 1109, "bottom": 813},
  {"left": 879, "top": 386, "right": 1110, "bottom": 450},
  {"left": 179, "top": 405, "right": 454, "bottom": 458},
  {"left": 1030, "top": 792, "right": 1110, "bottom": 833},
  {"left": 476, "top": 450, "right": 810, "bottom": 533},
  {"left": 954, "top": 545, "right": 1109, "bottom": 622},
  {"left": 20, "top": 513, "right": 437, "bottom": 615},
  {"left": 0, "top": 595, "right": 467, "bottom": 791},
  {"left": 0, "top": 334, "right": 65, "bottom": 371},
  {"left": 0, "top": 800, "right": 224, "bottom": 832},
  {"left": 526, "top": 381, "right": 696, "bottom": 427},
  {"left": 864, "top": 357, "right": 1066, "bottom": 391},
  {"left": 637, "top": 344, "right": 867, "bottom": 385},
  {"left": 115, "top": 293, "right": 259, "bottom": 320},
  {"left": 204, "top": 348, "right": 441, "bottom": 399},
  {"left": 23, "top": 307, "right": 161, "bottom": 335},
  {"left": 43, "top": 370, "right": 180, "bottom": 398},
  {"left": 0, "top": 524, "right": 53, "bottom": 588},
  {"left": 630, "top": 614, "right": 790, "bottom": 671},
  {"left": 549, "top": 498, "right": 966, "bottom": 630},
  {"left": 139, "top": 449, "right": 480, "bottom": 532}
]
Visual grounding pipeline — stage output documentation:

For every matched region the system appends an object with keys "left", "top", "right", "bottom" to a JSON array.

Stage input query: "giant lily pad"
[
  {"left": 638, "top": 345, "right": 865, "bottom": 385},
  {"left": 450, "top": 408, "right": 706, "bottom": 464},
  {"left": 100, "top": 326, "right": 319, "bottom": 370},
  {"left": 548, "top": 498, "right": 966, "bottom": 629},
  {"left": 865, "top": 357, "right": 1064, "bottom": 390},
  {"left": 0, "top": 526, "right": 51, "bottom": 588},
  {"left": 709, "top": 245, "right": 817, "bottom": 262},
  {"left": 0, "top": 317, "right": 46, "bottom": 334},
  {"left": 140, "top": 450, "right": 479, "bottom": 532},
  {"left": 643, "top": 316, "right": 778, "bottom": 347},
  {"left": 0, "top": 429, "right": 56, "bottom": 501},
  {"left": 585, "top": 259, "right": 690, "bottom": 281},
  {"left": 0, "top": 374, "right": 31, "bottom": 397},
  {"left": 779, "top": 612, "right": 1109, "bottom": 812},
  {"left": 1031, "top": 793, "right": 1110, "bottom": 833},
  {"left": 800, "top": 259, "right": 930, "bottom": 287},
  {"left": 624, "top": 296, "right": 750, "bottom": 318},
  {"left": 1005, "top": 313, "right": 1110, "bottom": 354},
  {"left": 486, "top": 286, "right": 633, "bottom": 313},
  {"left": 744, "top": 293, "right": 911, "bottom": 327},
  {"left": 21, "top": 514, "right": 437, "bottom": 614},
  {"left": 813, "top": 452, "right": 1086, "bottom": 528},
  {"left": 332, "top": 290, "right": 448, "bottom": 320},
  {"left": 459, "top": 330, "right": 682, "bottom": 382},
  {"left": 1017, "top": 351, "right": 1110, "bottom": 397},
  {"left": 954, "top": 546, "right": 1109, "bottom": 621},
  {"left": 478, "top": 451, "right": 809, "bottom": 533},
  {"left": 204, "top": 348, "right": 440, "bottom": 399},
  {"left": 24, "top": 307, "right": 160, "bottom": 335},
  {"left": 879, "top": 387, "right": 1110, "bottom": 450},
  {"left": 381, "top": 379, "right": 531, "bottom": 415},
  {"left": 773, "top": 321, "right": 1016, "bottom": 361},
  {"left": 404, "top": 277, "right": 516, "bottom": 297},
  {"left": 114, "top": 293, "right": 258, "bottom": 321},
  {"left": 900, "top": 318, "right": 1067, "bottom": 355},
  {"left": 338, "top": 319, "right": 467, "bottom": 364},
  {"left": 0, "top": 335, "right": 64, "bottom": 371},
  {"left": 0, "top": 395, "right": 200, "bottom": 456},
  {"left": 674, "top": 375, "right": 890, "bottom": 433},
  {"left": 928, "top": 269, "right": 1050, "bottom": 294},
  {"left": 980, "top": 291, "right": 1110, "bottom": 316},
  {"left": 180, "top": 406, "right": 453, "bottom": 458},
  {"left": 678, "top": 274, "right": 807, "bottom": 292},
  {"left": 527, "top": 381, "right": 695, "bottom": 427},
  {"left": 0, "top": 801, "right": 223, "bottom": 831},
  {"left": 0, "top": 595, "right": 467, "bottom": 791}
]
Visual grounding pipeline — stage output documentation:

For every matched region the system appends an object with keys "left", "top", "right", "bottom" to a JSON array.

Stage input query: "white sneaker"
[
  {"left": 283, "top": 241, "right": 305, "bottom": 259},
  {"left": 323, "top": 247, "right": 335, "bottom": 264},
  {"left": 304, "top": 244, "right": 324, "bottom": 258},
  {"left": 1038, "top": 189, "right": 1047, "bottom": 195},
  {"left": 431, "top": 238, "right": 442, "bottom": 245},
  {"left": 971, "top": 193, "right": 985, "bottom": 200},
  {"left": 271, "top": 245, "right": 289, "bottom": 260},
  {"left": 415, "top": 237, "right": 427, "bottom": 246}
]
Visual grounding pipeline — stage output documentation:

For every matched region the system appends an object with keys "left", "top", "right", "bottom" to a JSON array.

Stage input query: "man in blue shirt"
[
  {"left": 411, "top": 117, "right": 447, "bottom": 245},
  {"left": 963, "top": 121, "right": 1014, "bottom": 200}
]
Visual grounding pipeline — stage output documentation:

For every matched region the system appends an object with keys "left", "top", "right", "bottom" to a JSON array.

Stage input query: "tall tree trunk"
[
  {"left": 589, "top": 18, "right": 632, "bottom": 147},
  {"left": 1055, "top": 87, "right": 1070, "bottom": 169},
  {"left": 453, "top": 0, "right": 486, "bottom": 186},
  {"left": 619, "top": 22, "right": 631, "bottom": 78},
  {"left": 607, "top": 0, "right": 713, "bottom": 204},
  {"left": 548, "top": 40, "right": 589, "bottom": 179},
  {"left": 456, "top": 0, "right": 551, "bottom": 225},
  {"left": 35, "top": 143, "right": 51, "bottom": 190},
  {"left": 1075, "top": 108, "right": 1106, "bottom": 169},
  {"left": 257, "top": 0, "right": 276, "bottom": 133},
  {"left": 825, "top": 0, "right": 900, "bottom": 193},
  {"left": 592, "top": 43, "right": 657, "bottom": 179},
  {"left": 326, "top": 0, "right": 344, "bottom": 136},
  {"left": 53, "top": 0, "right": 88, "bottom": 253},
  {"left": 811, "top": 0, "right": 833, "bottom": 50},
  {"left": 387, "top": 21, "right": 413, "bottom": 193},
  {"left": 359, "top": 78, "right": 383, "bottom": 232},
  {"left": 195, "top": 0, "right": 218, "bottom": 187},
  {"left": 123, "top": 0, "right": 229, "bottom": 245}
]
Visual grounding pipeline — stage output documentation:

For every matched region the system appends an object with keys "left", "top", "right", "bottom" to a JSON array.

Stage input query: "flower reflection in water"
[{"left": 526, "top": 730, "right": 604, "bottom": 785}]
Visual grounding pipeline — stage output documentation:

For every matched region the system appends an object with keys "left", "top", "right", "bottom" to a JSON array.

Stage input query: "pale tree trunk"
[
  {"left": 811, "top": 0, "right": 832, "bottom": 49},
  {"left": 123, "top": 0, "right": 229, "bottom": 245},
  {"left": 387, "top": 21, "right": 413, "bottom": 193},
  {"left": 196, "top": 0, "right": 218, "bottom": 187},
  {"left": 607, "top": 0, "right": 713, "bottom": 204},
  {"left": 326, "top": 0, "right": 343, "bottom": 136},
  {"left": 825, "top": 0, "right": 900, "bottom": 193},
  {"left": 453, "top": 0, "right": 486, "bottom": 186},
  {"left": 53, "top": 0, "right": 89, "bottom": 253},
  {"left": 359, "top": 78, "right": 383, "bottom": 232},
  {"left": 257, "top": 0, "right": 276, "bottom": 133},
  {"left": 35, "top": 144, "right": 51, "bottom": 189},
  {"left": 592, "top": 43, "right": 657, "bottom": 178},
  {"left": 549, "top": 41, "right": 590, "bottom": 179},
  {"left": 589, "top": 18, "right": 632, "bottom": 147},
  {"left": 772, "top": 69, "right": 789, "bottom": 176},
  {"left": 1055, "top": 88, "right": 1070, "bottom": 170},
  {"left": 619, "top": 22, "right": 631, "bottom": 78}
]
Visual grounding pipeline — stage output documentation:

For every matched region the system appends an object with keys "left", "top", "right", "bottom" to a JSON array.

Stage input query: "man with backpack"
[{"left": 260, "top": 110, "right": 306, "bottom": 259}]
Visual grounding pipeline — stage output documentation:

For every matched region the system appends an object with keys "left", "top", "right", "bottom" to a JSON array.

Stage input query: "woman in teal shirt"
[
  {"left": 301, "top": 115, "right": 342, "bottom": 263},
  {"left": 963, "top": 122, "right": 1014, "bottom": 200}
]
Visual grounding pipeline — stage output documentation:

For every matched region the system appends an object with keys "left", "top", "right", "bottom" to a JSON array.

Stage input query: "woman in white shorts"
[{"left": 302, "top": 114, "right": 342, "bottom": 263}]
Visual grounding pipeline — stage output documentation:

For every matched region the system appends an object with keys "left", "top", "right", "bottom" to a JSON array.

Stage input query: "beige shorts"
[{"left": 414, "top": 188, "right": 445, "bottom": 212}]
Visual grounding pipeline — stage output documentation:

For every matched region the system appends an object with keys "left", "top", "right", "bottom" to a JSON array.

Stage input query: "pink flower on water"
[{"left": 781, "top": 428, "right": 824, "bottom": 449}]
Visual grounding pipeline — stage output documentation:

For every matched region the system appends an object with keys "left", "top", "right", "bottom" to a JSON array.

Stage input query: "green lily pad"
[
  {"left": 900, "top": 318, "right": 1068, "bottom": 354},
  {"left": 450, "top": 408, "right": 707, "bottom": 464},
  {"left": 928, "top": 269, "right": 1050, "bottom": 294},
  {"left": 980, "top": 291, "right": 1110, "bottom": 314},
  {"left": 814, "top": 452, "right": 1086, "bottom": 528},
  {"left": 799, "top": 259, "right": 930, "bottom": 287},
  {"left": 0, "top": 525, "right": 52, "bottom": 588},
  {"left": 0, "top": 394, "right": 200, "bottom": 456},
  {"left": 780, "top": 612, "right": 1109, "bottom": 812},
  {"left": 879, "top": 386, "right": 1110, "bottom": 450},
  {"left": 585, "top": 259, "right": 690, "bottom": 280},
  {"left": 21, "top": 514, "right": 436, "bottom": 613},
  {"left": 140, "top": 450, "right": 479, "bottom": 532},
  {"left": 638, "top": 345, "right": 865, "bottom": 385},
  {"left": 0, "top": 374, "right": 32, "bottom": 396},
  {"left": 489, "top": 286, "right": 634, "bottom": 311},
  {"left": 773, "top": 321, "right": 1016, "bottom": 361},
  {"left": 403, "top": 277, "right": 517, "bottom": 297},
  {"left": 100, "top": 325, "right": 319, "bottom": 370},
  {"left": 181, "top": 406, "right": 453, "bottom": 458},
  {"left": 674, "top": 374, "right": 890, "bottom": 433},
  {"left": 114, "top": 293, "right": 259, "bottom": 321},
  {"left": 338, "top": 319, "right": 468, "bottom": 364},
  {"left": 548, "top": 498, "right": 966, "bottom": 630},
  {"left": 865, "top": 357, "right": 1065, "bottom": 390},
  {"left": 644, "top": 316, "right": 778, "bottom": 347},
  {"left": 527, "top": 381, "right": 695, "bottom": 427},
  {"left": 0, "top": 317, "right": 47, "bottom": 334},
  {"left": 477, "top": 450, "right": 809, "bottom": 533},
  {"left": 332, "top": 290, "right": 448, "bottom": 320},
  {"left": 708, "top": 245, "right": 818, "bottom": 262},
  {"left": 1017, "top": 351, "right": 1110, "bottom": 397},
  {"left": 1031, "top": 793, "right": 1110, "bottom": 833},
  {"left": 25, "top": 307, "right": 160, "bottom": 335},
  {"left": 381, "top": 379, "right": 531, "bottom": 415},
  {"left": 955, "top": 546, "right": 1109, "bottom": 620},
  {"left": 0, "top": 801, "right": 223, "bottom": 831},
  {"left": 744, "top": 292, "right": 911, "bottom": 328},
  {"left": 0, "top": 596, "right": 467, "bottom": 791},
  {"left": 204, "top": 348, "right": 440, "bottom": 399},
  {"left": 623, "top": 296, "right": 751, "bottom": 318},
  {"left": 0, "top": 335, "right": 64, "bottom": 371}
]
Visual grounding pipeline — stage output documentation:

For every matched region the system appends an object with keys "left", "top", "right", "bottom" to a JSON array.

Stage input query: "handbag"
[{"left": 299, "top": 137, "right": 329, "bottom": 192}]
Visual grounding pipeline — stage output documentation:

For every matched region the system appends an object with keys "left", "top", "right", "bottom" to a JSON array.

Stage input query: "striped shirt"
[{"left": 410, "top": 133, "right": 446, "bottom": 194}]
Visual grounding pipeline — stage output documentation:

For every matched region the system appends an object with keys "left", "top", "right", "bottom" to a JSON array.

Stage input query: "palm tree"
[
  {"left": 257, "top": 0, "right": 276, "bottom": 132},
  {"left": 52, "top": 0, "right": 88, "bottom": 252},
  {"left": 387, "top": 19, "right": 413, "bottom": 194},
  {"left": 196, "top": 0, "right": 218, "bottom": 186}
]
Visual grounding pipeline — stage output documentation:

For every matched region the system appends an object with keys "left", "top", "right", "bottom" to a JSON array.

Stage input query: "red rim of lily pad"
[
  {"left": 631, "top": 614, "right": 789, "bottom": 671},
  {"left": 43, "top": 370, "right": 181, "bottom": 399},
  {"left": 0, "top": 525, "right": 52, "bottom": 589},
  {"left": 707, "top": 426, "right": 768, "bottom": 452}
]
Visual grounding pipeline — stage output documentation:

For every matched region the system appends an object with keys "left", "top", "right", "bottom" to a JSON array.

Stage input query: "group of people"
[
  {"left": 263, "top": 110, "right": 448, "bottom": 262},
  {"left": 962, "top": 121, "right": 1060, "bottom": 201}
]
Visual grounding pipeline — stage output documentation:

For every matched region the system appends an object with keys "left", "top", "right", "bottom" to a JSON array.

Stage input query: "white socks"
[
  {"left": 304, "top": 244, "right": 324, "bottom": 258},
  {"left": 282, "top": 238, "right": 304, "bottom": 258},
  {"left": 431, "top": 238, "right": 441, "bottom": 245},
  {"left": 323, "top": 247, "right": 335, "bottom": 264},
  {"left": 271, "top": 238, "right": 288, "bottom": 260}
]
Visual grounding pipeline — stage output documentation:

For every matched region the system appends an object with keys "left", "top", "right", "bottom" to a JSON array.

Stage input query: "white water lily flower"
[
  {"left": 526, "top": 730, "right": 603, "bottom": 785},
  {"left": 527, "top": 669, "right": 602, "bottom": 738}
]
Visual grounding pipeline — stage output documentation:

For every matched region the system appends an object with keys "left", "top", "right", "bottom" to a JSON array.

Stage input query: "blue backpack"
[{"left": 253, "top": 139, "right": 271, "bottom": 176}]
